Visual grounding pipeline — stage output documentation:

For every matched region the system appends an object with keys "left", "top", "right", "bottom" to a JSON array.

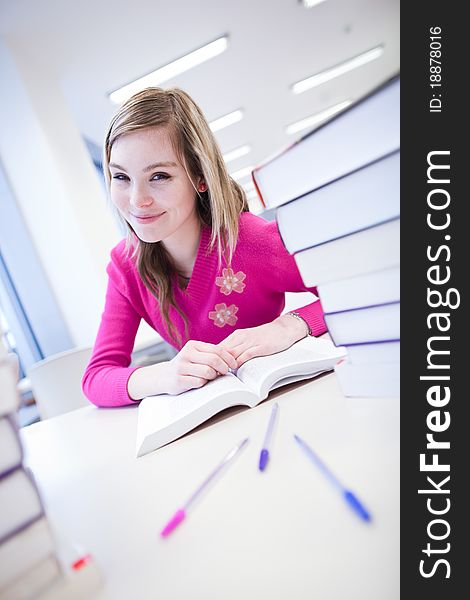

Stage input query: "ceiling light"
[
  {"left": 242, "top": 180, "right": 255, "bottom": 193},
  {"left": 223, "top": 145, "right": 251, "bottom": 164},
  {"left": 109, "top": 36, "right": 229, "bottom": 104},
  {"left": 209, "top": 109, "right": 244, "bottom": 132},
  {"left": 292, "top": 46, "right": 384, "bottom": 94},
  {"left": 300, "top": 0, "right": 327, "bottom": 8},
  {"left": 230, "top": 165, "right": 254, "bottom": 181},
  {"left": 286, "top": 100, "right": 352, "bottom": 135},
  {"left": 245, "top": 188, "right": 260, "bottom": 200},
  {"left": 246, "top": 192, "right": 263, "bottom": 215}
]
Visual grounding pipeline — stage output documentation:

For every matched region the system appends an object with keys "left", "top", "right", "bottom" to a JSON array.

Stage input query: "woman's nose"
[{"left": 130, "top": 185, "right": 153, "bottom": 208}]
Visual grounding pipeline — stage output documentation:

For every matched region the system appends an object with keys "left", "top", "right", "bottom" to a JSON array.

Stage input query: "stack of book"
[
  {"left": 253, "top": 76, "right": 400, "bottom": 397},
  {"left": 0, "top": 333, "right": 101, "bottom": 598}
]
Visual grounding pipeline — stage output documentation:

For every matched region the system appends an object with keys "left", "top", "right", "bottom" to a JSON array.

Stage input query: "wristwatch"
[{"left": 287, "top": 311, "right": 312, "bottom": 336}]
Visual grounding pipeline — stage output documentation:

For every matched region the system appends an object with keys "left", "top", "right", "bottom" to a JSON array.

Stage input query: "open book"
[{"left": 136, "top": 337, "right": 346, "bottom": 457}]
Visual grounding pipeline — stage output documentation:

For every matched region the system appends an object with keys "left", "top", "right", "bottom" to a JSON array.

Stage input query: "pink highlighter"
[{"left": 160, "top": 438, "right": 249, "bottom": 537}]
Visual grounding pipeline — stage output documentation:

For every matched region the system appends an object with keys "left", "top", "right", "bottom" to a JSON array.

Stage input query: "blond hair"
[{"left": 103, "top": 87, "right": 248, "bottom": 346}]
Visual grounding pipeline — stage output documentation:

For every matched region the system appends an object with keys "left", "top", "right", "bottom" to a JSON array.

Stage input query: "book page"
[
  {"left": 236, "top": 337, "right": 346, "bottom": 400},
  {"left": 143, "top": 373, "right": 256, "bottom": 424},
  {"left": 136, "top": 374, "right": 258, "bottom": 457}
]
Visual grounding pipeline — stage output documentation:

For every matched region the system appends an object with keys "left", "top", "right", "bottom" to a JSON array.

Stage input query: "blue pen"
[
  {"left": 259, "top": 402, "right": 279, "bottom": 471},
  {"left": 293, "top": 434, "right": 371, "bottom": 522}
]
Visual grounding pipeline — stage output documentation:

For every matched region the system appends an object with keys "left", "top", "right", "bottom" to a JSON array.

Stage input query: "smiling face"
[{"left": 109, "top": 126, "right": 200, "bottom": 244}]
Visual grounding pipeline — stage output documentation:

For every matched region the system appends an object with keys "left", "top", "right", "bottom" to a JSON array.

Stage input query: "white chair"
[{"left": 27, "top": 347, "right": 93, "bottom": 420}]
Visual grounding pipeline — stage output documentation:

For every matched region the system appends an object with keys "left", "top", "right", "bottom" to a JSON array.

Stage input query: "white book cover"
[
  {"left": 41, "top": 559, "right": 102, "bottom": 600},
  {"left": 253, "top": 76, "right": 399, "bottom": 208},
  {"left": 0, "top": 517, "right": 56, "bottom": 590},
  {"left": 136, "top": 337, "right": 346, "bottom": 457},
  {"left": 277, "top": 152, "right": 400, "bottom": 254},
  {"left": 40, "top": 526, "right": 103, "bottom": 600},
  {"left": 0, "top": 468, "right": 44, "bottom": 544},
  {"left": 0, "top": 360, "right": 20, "bottom": 418},
  {"left": 317, "top": 266, "right": 400, "bottom": 314},
  {"left": 0, "top": 415, "right": 23, "bottom": 476},
  {"left": 0, "top": 555, "right": 62, "bottom": 600},
  {"left": 345, "top": 341, "right": 400, "bottom": 365},
  {"left": 335, "top": 359, "right": 400, "bottom": 398},
  {"left": 0, "top": 515, "right": 103, "bottom": 600},
  {"left": 325, "top": 302, "right": 400, "bottom": 346},
  {"left": 294, "top": 218, "right": 400, "bottom": 287}
]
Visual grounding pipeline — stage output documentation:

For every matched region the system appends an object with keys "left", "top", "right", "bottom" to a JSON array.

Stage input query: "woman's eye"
[
  {"left": 111, "top": 173, "right": 169, "bottom": 182},
  {"left": 152, "top": 173, "right": 170, "bottom": 181}
]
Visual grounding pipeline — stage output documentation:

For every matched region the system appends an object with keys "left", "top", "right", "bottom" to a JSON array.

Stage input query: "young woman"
[{"left": 82, "top": 87, "right": 326, "bottom": 407}]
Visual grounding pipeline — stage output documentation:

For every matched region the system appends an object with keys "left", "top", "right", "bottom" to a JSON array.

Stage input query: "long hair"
[{"left": 103, "top": 87, "right": 249, "bottom": 346}]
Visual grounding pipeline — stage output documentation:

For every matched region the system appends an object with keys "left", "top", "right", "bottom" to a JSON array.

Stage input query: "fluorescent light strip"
[
  {"left": 286, "top": 100, "right": 352, "bottom": 135},
  {"left": 245, "top": 188, "right": 259, "bottom": 200},
  {"left": 301, "top": 0, "right": 327, "bottom": 8},
  {"left": 209, "top": 109, "right": 243, "bottom": 132},
  {"left": 223, "top": 145, "right": 251, "bottom": 164},
  {"left": 109, "top": 36, "right": 229, "bottom": 104},
  {"left": 242, "top": 180, "right": 255, "bottom": 192},
  {"left": 247, "top": 196, "right": 264, "bottom": 215},
  {"left": 230, "top": 165, "right": 254, "bottom": 181},
  {"left": 292, "top": 45, "right": 384, "bottom": 94}
]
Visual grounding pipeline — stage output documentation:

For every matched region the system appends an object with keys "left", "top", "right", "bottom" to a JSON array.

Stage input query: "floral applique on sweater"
[
  {"left": 208, "top": 303, "right": 239, "bottom": 328},
  {"left": 215, "top": 267, "right": 246, "bottom": 295},
  {"left": 209, "top": 267, "right": 246, "bottom": 327}
]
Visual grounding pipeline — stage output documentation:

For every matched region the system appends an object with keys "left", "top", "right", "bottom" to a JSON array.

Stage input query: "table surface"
[{"left": 20, "top": 372, "right": 399, "bottom": 600}]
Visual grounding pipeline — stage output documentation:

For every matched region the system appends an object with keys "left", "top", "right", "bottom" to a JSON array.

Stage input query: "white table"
[{"left": 21, "top": 373, "right": 399, "bottom": 600}]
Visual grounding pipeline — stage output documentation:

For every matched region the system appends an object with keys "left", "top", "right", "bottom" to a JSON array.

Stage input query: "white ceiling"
[{"left": 0, "top": 0, "right": 399, "bottom": 180}]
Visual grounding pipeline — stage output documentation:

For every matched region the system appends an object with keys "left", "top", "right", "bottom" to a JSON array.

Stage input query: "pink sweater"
[{"left": 82, "top": 212, "right": 326, "bottom": 407}]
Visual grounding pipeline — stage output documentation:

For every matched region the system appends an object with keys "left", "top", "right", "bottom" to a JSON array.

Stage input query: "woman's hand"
[
  {"left": 128, "top": 340, "right": 238, "bottom": 400},
  {"left": 165, "top": 340, "right": 238, "bottom": 395},
  {"left": 219, "top": 314, "right": 309, "bottom": 368}
]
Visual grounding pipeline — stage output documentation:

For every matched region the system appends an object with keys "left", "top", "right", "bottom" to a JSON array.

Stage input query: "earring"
[{"left": 198, "top": 182, "right": 208, "bottom": 193}]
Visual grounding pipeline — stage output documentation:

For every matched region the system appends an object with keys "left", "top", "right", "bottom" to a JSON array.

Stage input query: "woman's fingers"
[
  {"left": 235, "top": 346, "right": 263, "bottom": 366},
  {"left": 178, "top": 375, "right": 208, "bottom": 390},
  {"left": 221, "top": 340, "right": 246, "bottom": 355},
  {"left": 221, "top": 342, "right": 249, "bottom": 362},
  {"left": 185, "top": 361, "right": 219, "bottom": 381},
  {"left": 219, "top": 333, "right": 250, "bottom": 359},
  {"left": 190, "top": 351, "right": 232, "bottom": 375},
  {"left": 170, "top": 340, "right": 242, "bottom": 395},
  {"left": 219, "top": 333, "right": 258, "bottom": 364},
  {"left": 190, "top": 341, "right": 238, "bottom": 370}
]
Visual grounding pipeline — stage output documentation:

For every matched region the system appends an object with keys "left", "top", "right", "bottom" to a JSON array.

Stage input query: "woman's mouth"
[{"left": 132, "top": 212, "right": 165, "bottom": 224}]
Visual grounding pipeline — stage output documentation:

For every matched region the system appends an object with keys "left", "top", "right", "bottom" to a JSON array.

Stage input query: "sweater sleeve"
[
  {"left": 82, "top": 248, "right": 142, "bottom": 408},
  {"left": 268, "top": 219, "right": 327, "bottom": 337}
]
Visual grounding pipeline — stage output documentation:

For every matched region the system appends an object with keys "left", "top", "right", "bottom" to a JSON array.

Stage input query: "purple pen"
[
  {"left": 160, "top": 438, "right": 249, "bottom": 538},
  {"left": 259, "top": 402, "right": 279, "bottom": 471},
  {"left": 293, "top": 434, "right": 371, "bottom": 522}
]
